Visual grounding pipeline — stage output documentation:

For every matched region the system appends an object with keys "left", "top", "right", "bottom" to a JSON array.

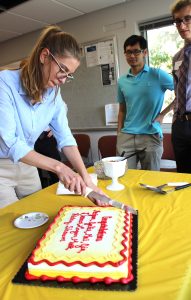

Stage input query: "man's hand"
[{"left": 153, "top": 113, "right": 164, "bottom": 124}]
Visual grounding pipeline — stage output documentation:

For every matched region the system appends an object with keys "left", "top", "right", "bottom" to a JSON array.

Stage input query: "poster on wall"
[
  {"left": 84, "top": 39, "right": 115, "bottom": 68},
  {"left": 105, "top": 103, "right": 119, "bottom": 126},
  {"left": 101, "top": 63, "right": 116, "bottom": 86},
  {"left": 83, "top": 36, "right": 119, "bottom": 86},
  {"left": 97, "top": 40, "right": 114, "bottom": 65},
  {"left": 84, "top": 44, "right": 99, "bottom": 67}
]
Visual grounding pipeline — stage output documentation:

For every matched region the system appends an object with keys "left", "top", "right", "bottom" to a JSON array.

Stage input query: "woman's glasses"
[{"left": 49, "top": 51, "right": 74, "bottom": 82}]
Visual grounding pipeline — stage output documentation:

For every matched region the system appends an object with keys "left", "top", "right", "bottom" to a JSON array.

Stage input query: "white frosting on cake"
[{"left": 28, "top": 260, "right": 128, "bottom": 278}]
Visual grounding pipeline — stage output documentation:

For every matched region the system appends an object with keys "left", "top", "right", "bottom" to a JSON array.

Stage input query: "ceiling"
[{"left": 0, "top": 0, "right": 129, "bottom": 43}]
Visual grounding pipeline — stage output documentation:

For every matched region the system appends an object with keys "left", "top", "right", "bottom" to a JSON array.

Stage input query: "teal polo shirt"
[{"left": 117, "top": 64, "right": 174, "bottom": 137}]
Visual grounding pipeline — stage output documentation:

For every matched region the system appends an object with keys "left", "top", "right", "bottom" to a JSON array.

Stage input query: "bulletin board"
[{"left": 60, "top": 36, "right": 119, "bottom": 129}]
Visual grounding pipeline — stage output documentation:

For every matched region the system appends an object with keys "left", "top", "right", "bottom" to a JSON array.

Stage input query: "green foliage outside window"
[{"left": 147, "top": 25, "right": 184, "bottom": 122}]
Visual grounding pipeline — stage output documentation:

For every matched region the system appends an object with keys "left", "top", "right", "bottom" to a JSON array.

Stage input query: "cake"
[{"left": 25, "top": 206, "right": 134, "bottom": 285}]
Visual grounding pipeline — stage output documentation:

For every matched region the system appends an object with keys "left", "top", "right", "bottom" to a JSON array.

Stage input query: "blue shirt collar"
[{"left": 127, "top": 64, "right": 149, "bottom": 77}]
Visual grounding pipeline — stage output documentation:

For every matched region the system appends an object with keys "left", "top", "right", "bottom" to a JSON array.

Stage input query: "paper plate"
[{"left": 14, "top": 212, "right": 49, "bottom": 229}]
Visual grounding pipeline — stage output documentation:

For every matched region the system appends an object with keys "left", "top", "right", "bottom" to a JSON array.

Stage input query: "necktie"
[{"left": 177, "top": 45, "right": 191, "bottom": 115}]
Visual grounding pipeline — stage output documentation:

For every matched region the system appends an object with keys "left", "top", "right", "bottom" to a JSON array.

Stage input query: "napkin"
[{"left": 56, "top": 173, "right": 98, "bottom": 195}]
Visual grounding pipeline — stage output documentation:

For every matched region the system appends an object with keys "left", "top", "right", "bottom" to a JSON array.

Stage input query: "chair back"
[
  {"left": 160, "top": 133, "right": 176, "bottom": 172},
  {"left": 73, "top": 133, "right": 92, "bottom": 165},
  {"left": 98, "top": 135, "right": 117, "bottom": 159}
]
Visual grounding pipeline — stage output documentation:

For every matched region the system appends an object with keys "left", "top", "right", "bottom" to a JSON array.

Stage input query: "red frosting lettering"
[{"left": 59, "top": 210, "right": 112, "bottom": 253}]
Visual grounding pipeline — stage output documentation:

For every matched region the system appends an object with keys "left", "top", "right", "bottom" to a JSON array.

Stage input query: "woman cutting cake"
[{"left": 0, "top": 25, "right": 104, "bottom": 208}]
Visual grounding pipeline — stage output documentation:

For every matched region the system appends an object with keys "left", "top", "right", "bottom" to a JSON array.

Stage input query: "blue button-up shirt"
[{"left": 0, "top": 69, "right": 76, "bottom": 162}]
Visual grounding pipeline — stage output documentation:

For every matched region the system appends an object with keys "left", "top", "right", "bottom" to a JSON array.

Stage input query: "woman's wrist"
[{"left": 54, "top": 161, "right": 69, "bottom": 174}]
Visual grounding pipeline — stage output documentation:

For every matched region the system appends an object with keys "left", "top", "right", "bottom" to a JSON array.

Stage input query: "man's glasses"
[
  {"left": 173, "top": 15, "right": 191, "bottom": 26},
  {"left": 125, "top": 49, "right": 144, "bottom": 57},
  {"left": 49, "top": 51, "right": 74, "bottom": 82}
]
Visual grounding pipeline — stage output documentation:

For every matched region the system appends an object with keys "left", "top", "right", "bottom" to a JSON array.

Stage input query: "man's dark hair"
[{"left": 123, "top": 35, "right": 148, "bottom": 53}]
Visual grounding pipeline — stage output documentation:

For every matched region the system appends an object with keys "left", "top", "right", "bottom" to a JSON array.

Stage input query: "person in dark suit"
[{"left": 171, "top": 0, "right": 191, "bottom": 173}]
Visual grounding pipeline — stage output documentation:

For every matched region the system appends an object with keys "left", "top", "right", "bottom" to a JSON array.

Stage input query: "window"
[{"left": 139, "top": 17, "right": 184, "bottom": 123}]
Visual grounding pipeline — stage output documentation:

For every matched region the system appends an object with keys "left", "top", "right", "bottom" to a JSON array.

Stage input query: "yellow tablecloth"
[{"left": 1, "top": 169, "right": 191, "bottom": 300}]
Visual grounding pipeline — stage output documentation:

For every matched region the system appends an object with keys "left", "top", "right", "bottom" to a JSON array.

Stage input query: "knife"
[{"left": 85, "top": 187, "right": 137, "bottom": 215}]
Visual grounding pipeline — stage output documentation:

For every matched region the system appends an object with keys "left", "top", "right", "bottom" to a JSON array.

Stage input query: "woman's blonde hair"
[{"left": 20, "top": 25, "right": 81, "bottom": 101}]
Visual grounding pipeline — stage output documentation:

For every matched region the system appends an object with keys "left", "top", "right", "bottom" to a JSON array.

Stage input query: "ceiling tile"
[
  {"left": 9, "top": 0, "right": 84, "bottom": 24},
  {"left": 0, "top": 12, "right": 47, "bottom": 33},
  {"left": 56, "top": 0, "right": 126, "bottom": 13}
]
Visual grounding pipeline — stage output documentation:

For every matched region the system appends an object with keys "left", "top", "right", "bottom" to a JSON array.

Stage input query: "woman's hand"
[
  {"left": 56, "top": 163, "right": 87, "bottom": 195},
  {"left": 83, "top": 174, "right": 108, "bottom": 207},
  {"left": 86, "top": 189, "right": 109, "bottom": 207}
]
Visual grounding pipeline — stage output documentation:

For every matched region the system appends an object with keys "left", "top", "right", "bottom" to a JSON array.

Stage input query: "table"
[{"left": 1, "top": 169, "right": 191, "bottom": 300}]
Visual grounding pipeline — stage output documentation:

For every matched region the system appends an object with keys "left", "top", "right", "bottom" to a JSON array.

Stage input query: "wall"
[{"left": 61, "top": 51, "right": 119, "bottom": 130}]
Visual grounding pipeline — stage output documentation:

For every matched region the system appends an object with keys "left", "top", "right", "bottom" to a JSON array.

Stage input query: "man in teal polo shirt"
[{"left": 117, "top": 35, "right": 174, "bottom": 170}]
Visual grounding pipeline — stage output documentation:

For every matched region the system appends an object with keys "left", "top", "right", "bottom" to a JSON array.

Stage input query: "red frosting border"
[{"left": 26, "top": 206, "right": 134, "bottom": 284}]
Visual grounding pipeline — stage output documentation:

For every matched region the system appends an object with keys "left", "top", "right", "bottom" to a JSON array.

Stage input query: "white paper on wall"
[
  {"left": 105, "top": 103, "right": 119, "bottom": 126},
  {"left": 84, "top": 44, "right": 99, "bottom": 67},
  {"left": 97, "top": 40, "right": 114, "bottom": 65}
]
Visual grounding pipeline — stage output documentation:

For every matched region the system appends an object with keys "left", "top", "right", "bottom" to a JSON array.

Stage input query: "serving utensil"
[
  {"left": 85, "top": 187, "right": 137, "bottom": 215},
  {"left": 140, "top": 182, "right": 191, "bottom": 194}
]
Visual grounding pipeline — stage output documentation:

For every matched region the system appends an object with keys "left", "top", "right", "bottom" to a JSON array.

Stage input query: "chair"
[
  {"left": 160, "top": 133, "right": 177, "bottom": 172},
  {"left": 62, "top": 133, "right": 92, "bottom": 167},
  {"left": 73, "top": 133, "right": 92, "bottom": 166},
  {"left": 98, "top": 135, "right": 117, "bottom": 159}
]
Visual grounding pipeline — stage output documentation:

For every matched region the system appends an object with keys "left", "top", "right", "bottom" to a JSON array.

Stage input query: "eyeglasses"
[
  {"left": 125, "top": 49, "right": 144, "bottom": 57},
  {"left": 49, "top": 51, "right": 74, "bottom": 82},
  {"left": 173, "top": 15, "right": 191, "bottom": 26}
]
